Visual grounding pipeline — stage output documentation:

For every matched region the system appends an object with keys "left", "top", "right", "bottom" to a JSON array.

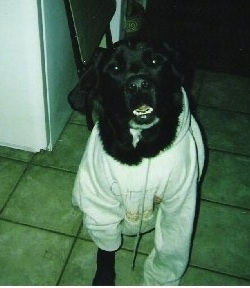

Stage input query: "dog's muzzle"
[{"left": 126, "top": 76, "right": 159, "bottom": 129}]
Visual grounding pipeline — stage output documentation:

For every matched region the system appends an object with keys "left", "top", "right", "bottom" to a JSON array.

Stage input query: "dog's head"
[
  {"left": 70, "top": 39, "right": 189, "bottom": 164},
  {"left": 96, "top": 39, "right": 184, "bottom": 130}
]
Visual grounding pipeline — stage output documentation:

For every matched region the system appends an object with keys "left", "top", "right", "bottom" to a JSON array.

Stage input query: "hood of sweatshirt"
[{"left": 171, "top": 87, "right": 191, "bottom": 147}]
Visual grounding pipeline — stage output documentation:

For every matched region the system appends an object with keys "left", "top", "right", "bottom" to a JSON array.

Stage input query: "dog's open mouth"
[
  {"left": 129, "top": 104, "right": 159, "bottom": 129},
  {"left": 133, "top": 105, "right": 153, "bottom": 118}
]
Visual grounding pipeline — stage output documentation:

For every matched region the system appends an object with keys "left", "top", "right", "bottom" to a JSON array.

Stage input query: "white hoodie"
[{"left": 72, "top": 88, "right": 205, "bottom": 285}]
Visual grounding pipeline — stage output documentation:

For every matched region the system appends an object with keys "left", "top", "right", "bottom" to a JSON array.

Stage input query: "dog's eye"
[
  {"left": 152, "top": 59, "right": 157, "bottom": 64},
  {"left": 109, "top": 64, "right": 122, "bottom": 74},
  {"left": 150, "top": 55, "right": 164, "bottom": 67},
  {"left": 113, "top": 65, "right": 119, "bottom": 71}
]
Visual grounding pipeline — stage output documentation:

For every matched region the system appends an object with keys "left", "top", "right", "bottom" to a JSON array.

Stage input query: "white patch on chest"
[{"left": 129, "top": 128, "right": 142, "bottom": 148}]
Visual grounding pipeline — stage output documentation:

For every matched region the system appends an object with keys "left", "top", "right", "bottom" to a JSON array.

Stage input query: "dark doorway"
[{"left": 140, "top": 0, "right": 250, "bottom": 76}]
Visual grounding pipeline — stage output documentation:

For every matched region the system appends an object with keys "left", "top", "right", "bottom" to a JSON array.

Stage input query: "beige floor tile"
[
  {"left": 0, "top": 158, "right": 27, "bottom": 211},
  {"left": 191, "top": 201, "right": 250, "bottom": 279},
  {"left": 59, "top": 238, "right": 146, "bottom": 286},
  {"left": 32, "top": 123, "right": 90, "bottom": 173},
  {"left": 58, "top": 239, "right": 96, "bottom": 286},
  {"left": 202, "top": 150, "right": 250, "bottom": 209},
  {"left": 0, "top": 220, "right": 74, "bottom": 285},
  {"left": 198, "top": 71, "right": 250, "bottom": 113},
  {"left": 1, "top": 165, "right": 82, "bottom": 236},
  {"left": 197, "top": 107, "right": 250, "bottom": 156}
]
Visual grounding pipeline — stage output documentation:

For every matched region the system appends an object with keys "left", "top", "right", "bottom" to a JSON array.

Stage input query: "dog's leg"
[{"left": 92, "top": 248, "right": 116, "bottom": 286}]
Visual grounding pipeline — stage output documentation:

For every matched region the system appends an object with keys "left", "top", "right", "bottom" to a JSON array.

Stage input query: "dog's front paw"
[
  {"left": 92, "top": 248, "right": 116, "bottom": 286},
  {"left": 92, "top": 269, "right": 116, "bottom": 286}
]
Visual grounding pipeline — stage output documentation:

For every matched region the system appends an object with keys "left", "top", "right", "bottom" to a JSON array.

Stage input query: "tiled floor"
[{"left": 0, "top": 70, "right": 250, "bottom": 285}]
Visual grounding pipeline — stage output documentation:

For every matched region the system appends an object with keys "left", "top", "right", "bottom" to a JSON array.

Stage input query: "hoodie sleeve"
[
  {"left": 73, "top": 165, "right": 124, "bottom": 251},
  {"left": 144, "top": 131, "right": 202, "bottom": 285},
  {"left": 72, "top": 125, "right": 124, "bottom": 252}
]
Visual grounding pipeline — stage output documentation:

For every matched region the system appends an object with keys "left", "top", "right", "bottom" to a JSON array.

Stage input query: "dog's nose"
[{"left": 126, "top": 77, "right": 151, "bottom": 93}]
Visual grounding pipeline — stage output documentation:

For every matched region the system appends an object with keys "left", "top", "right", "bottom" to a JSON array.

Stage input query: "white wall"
[
  {"left": 0, "top": 0, "right": 78, "bottom": 152},
  {"left": 0, "top": 0, "right": 48, "bottom": 152},
  {"left": 110, "top": 0, "right": 126, "bottom": 42},
  {"left": 40, "top": 0, "right": 78, "bottom": 150}
]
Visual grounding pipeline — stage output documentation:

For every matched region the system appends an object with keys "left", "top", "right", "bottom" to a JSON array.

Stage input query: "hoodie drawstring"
[{"left": 131, "top": 158, "right": 151, "bottom": 270}]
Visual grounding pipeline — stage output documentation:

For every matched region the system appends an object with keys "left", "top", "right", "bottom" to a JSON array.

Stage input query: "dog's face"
[
  {"left": 97, "top": 39, "right": 183, "bottom": 132},
  {"left": 70, "top": 39, "right": 187, "bottom": 165}
]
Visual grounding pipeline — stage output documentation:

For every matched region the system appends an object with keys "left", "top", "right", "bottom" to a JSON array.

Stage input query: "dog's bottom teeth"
[
  {"left": 133, "top": 106, "right": 153, "bottom": 116},
  {"left": 130, "top": 105, "right": 159, "bottom": 129}
]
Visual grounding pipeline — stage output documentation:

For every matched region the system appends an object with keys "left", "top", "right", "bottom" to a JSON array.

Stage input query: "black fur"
[
  {"left": 92, "top": 249, "right": 116, "bottom": 286},
  {"left": 69, "top": 39, "right": 187, "bottom": 165}
]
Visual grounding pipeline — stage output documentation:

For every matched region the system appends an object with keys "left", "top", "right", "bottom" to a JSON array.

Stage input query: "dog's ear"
[
  {"left": 68, "top": 50, "right": 102, "bottom": 114},
  {"left": 163, "top": 42, "right": 194, "bottom": 91}
]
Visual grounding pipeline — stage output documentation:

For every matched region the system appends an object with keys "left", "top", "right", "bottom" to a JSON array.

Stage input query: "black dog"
[{"left": 70, "top": 39, "right": 205, "bottom": 285}]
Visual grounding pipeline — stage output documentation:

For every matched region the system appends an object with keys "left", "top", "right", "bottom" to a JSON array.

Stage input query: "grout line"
[
  {"left": 0, "top": 164, "right": 30, "bottom": 215},
  {"left": 197, "top": 103, "right": 250, "bottom": 116},
  {"left": 30, "top": 161, "right": 78, "bottom": 175},
  {"left": 67, "top": 118, "right": 88, "bottom": 127},
  {"left": 201, "top": 198, "right": 250, "bottom": 212},
  {"left": 29, "top": 151, "right": 39, "bottom": 163},
  {"left": 0, "top": 157, "right": 35, "bottom": 216},
  {"left": 0, "top": 154, "right": 34, "bottom": 165},
  {"left": 56, "top": 223, "right": 84, "bottom": 285},
  {"left": 189, "top": 263, "right": 250, "bottom": 282},
  {"left": 0, "top": 153, "right": 76, "bottom": 216},
  {"left": 0, "top": 217, "right": 78, "bottom": 239},
  {"left": 75, "top": 220, "right": 84, "bottom": 237},
  {"left": 208, "top": 147, "right": 250, "bottom": 159},
  {"left": 120, "top": 246, "right": 149, "bottom": 257},
  {"left": 68, "top": 120, "right": 88, "bottom": 127}
]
